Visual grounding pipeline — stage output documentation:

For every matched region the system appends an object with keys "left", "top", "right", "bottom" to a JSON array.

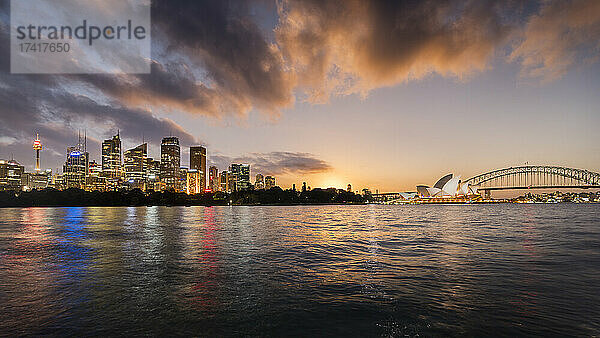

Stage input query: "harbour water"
[{"left": 0, "top": 205, "right": 598, "bottom": 336}]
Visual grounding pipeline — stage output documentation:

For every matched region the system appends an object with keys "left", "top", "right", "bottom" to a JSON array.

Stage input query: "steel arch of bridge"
[{"left": 464, "top": 166, "right": 600, "bottom": 190}]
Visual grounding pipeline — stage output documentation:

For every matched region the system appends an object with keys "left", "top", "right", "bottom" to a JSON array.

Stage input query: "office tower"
[
  {"left": 230, "top": 163, "right": 250, "bottom": 191},
  {"left": 87, "top": 160, "right": 106, "bottom": 191},
  {"left": 220, "top": 170, "right": 229, "bottom": 192},
  {"left": 347, "top": 184, "right": 352, "bottom": 192},
  {"left": 227, "top": 172, "right": 237, "bottom": 193},
  {"left": 145, "top": 158, "right": 160, "bottom": 191},
  {"left": 33, "top": 133, "right": 42, "bottom": 171},
  {"left": 102, "top": 132, "right": 122, "bottom": 190},
  {"left": 63, "top": 146, "right": 88, "bottom": 189},
  {"left": 208, "top": 166, "right": 218, "bottom": 191},
  {"left": 160, "top": 136, "right": 180, "bottom": 191},
  {"left": 187, "top": 169, "right": 202, "bottom": 194},
  {"left": 190, "top": 146, "right": 206, "bottom": 191},
  {"left": 255, "top": 173, "right": 264, "bottom": 190},
  {"left": 0, "top": 159, "right": 25, "bottom": 191},
  {"left": 179, "top": 167, "right": 189, "bottom": 193},
  {"left": 264, "top": 175, "right": 276, "bottom": 190},
  {"left": 124, "top": 143, "right": 148, "bottom": 190}
]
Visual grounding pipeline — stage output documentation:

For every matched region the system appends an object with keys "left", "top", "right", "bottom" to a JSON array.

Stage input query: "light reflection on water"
[{"left": 0, "top": 204, "right": 599, "bottom": 336}]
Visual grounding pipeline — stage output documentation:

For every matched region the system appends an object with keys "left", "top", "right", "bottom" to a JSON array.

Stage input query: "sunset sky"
[{"left": 1, "top": 0, "right": 599, "bottom": 192}]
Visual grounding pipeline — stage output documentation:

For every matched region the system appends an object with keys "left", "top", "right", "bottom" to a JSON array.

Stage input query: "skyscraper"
[
  {"left": 230, "top": 163, "right": 250, "bottom": 191},
  {"left": 190, "top": 146, "right": 206, "bottom": 191},
  {"left": 0, "top": 159, "right": 24, "bottom": 191},
  {"left": 102, "top": 132, "right": 122, "bottom": 190},
  {"left": 264, "top": 175, "right": 276, "bottom": 190},
  {"left": 208, "top": 166, "right": 218, "bottom": 191},
  {"left": 124, "top": 143, "right": 148, "bottom": 190},
  {"left": 220, "top": 170, "right": 229, "bottom": 192},
  {"left": 187, "top": 169, "right": 202, "bottom": 194},
  {"left": 63, "top": 146, "right": 88, "bottom": 189},
  {"left": 255, "top": 173, "right": 264, "bottom": 190},
  {"left": 160, "top": 136, "right": 180, "bottom": 191}
]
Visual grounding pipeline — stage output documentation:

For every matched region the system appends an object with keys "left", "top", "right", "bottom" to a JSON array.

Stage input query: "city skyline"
[{"left": 1, "top": 1, "right": 599, "bottom": 191}]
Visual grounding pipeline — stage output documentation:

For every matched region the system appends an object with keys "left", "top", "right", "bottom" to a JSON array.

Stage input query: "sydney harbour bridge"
[{"left": 374, "top": 165, "right": 600, "bottom": 201}]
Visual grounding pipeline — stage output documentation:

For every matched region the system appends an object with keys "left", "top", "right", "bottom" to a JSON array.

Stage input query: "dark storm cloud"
[
  {"left": 0, "top": 18, "right": 196, "bottom": 169},
  {"left": 210, "top": 152, "right": 332, "bottom": 175}
]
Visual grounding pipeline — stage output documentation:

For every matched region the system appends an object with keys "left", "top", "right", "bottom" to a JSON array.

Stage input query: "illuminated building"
[
  {"left": 160, "top": 136, "right": 180, "bottom": 191},
  {"left": 230, "top": 163, "right": 250, "bottom": 191},
  {"left": 264, "top": 175, "right": 275, "bottom": 190},
  {"left": 187, "top": 169, "right": 202, "bottom": 194},
  {"left": 33, "top": 133, "right": 42, "bottom": 171},
  {"left": 416, "top": 174, "right": 479, "bottom": 202},
  {"left": 145, "top": 158, "right": 161, "bottom": 191},
  {"left": 0, "top": 159, "right": 25, "bottom": 191},
  {"left": 220, "top": 170, "right": 229, "bottom": 192},
  {"left": 63, "top": 146, "right": 88, "bottom": 189},
  {"left": 227, "top": 172, "right": 237, "bottom": 192},
  {"left": 190, "top": 146, "right": 206, "bottom": 191},
  {"left": 22, "top": 169, "right": 51, "bottom": 191},
  {"left": 255, "top": 173, "right": 264, "bottom": 190},
  {"left": 347, "top": 184, "right": 352, "bottom": 192},
  {"left": 179, "top": 167, "right": 189, "bottom": 193},
  {"left": 124, "top": 143, "right": 148, "bottom": 190},
  {"left": 208, "top": 166, "right": 219, "bottom": 191},
  {"left": 102, "top": 132, "right": 122, "bottom": 190},
  {"left": 87, "top": 160, "right": 106, "bottom": 191}
]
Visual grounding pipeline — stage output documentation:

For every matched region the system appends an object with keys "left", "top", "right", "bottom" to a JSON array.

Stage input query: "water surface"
[{"left": 0, "top": 205, "right": 598, "bottom": 336}]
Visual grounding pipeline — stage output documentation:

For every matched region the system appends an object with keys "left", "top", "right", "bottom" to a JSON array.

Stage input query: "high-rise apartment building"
[
  {"left": 160, "top": 136, "right": 180, "bottom": 191},
  {"left": 190, "top": 146, "right": 206, "bottom": 191},
  {"left": 124, "top": 143, "right": 148, "bottom": 190}
]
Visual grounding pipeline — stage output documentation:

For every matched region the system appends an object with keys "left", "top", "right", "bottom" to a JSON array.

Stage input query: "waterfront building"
[
  {"left": 230, "top": 163, "right": 250, "bottom": 191},
  {"left": 208, "top": 166, "right": 218, "bottom": 192},
  {"left": 227, "top": 172, "right": 237, "bottom": 193},
  {"left": 102, "top": 133, "right": 123, "bottom": 190},
  {"left": 255, "top": 173, "right": 264, "bottom": 190},
  {"left": 264, "top": 175, "right": 276, "bottom": 190},
  {"left": 160, "top": 136, "right": 180, "bottom": 191},
  {"left": 190, "top": 146, "right": 206, "bottom": 191},
  {"left": 124, "top": 143, "right": 148, "bottom": 190},
  {"left": 0, "top": 159, "right": 25, "bottom": 191},
  {"left": 416, "top": 174, "right": 479, "bottom": 200},
  {"left": 187, "top": 169, "right": 203, "bottom": 194}
]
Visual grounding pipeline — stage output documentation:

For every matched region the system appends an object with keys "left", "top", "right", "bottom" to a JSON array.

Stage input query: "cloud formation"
[
  {"left": 210, "top": 152, "right": 332, "bottom": 175},
  {"left": 275, "top": 0, "right": 513, "bottom": 102},
  {"left": 510, "top": 0, "right": 600, "bottom": 82}
]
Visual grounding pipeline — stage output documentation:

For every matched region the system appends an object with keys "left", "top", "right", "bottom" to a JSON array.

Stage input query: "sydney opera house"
[{"left": 416, "top": 174, "right": 481, "bottom": 202}]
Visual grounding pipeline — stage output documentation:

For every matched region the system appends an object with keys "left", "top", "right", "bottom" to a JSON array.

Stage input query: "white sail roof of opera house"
[{"left": 416, "top": 174, "right": 478, "bottom": 198}]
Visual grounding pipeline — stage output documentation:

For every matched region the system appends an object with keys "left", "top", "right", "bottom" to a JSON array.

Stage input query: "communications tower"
[{"left": 33, "top": 133, "right": 42, "bottom": 171}]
